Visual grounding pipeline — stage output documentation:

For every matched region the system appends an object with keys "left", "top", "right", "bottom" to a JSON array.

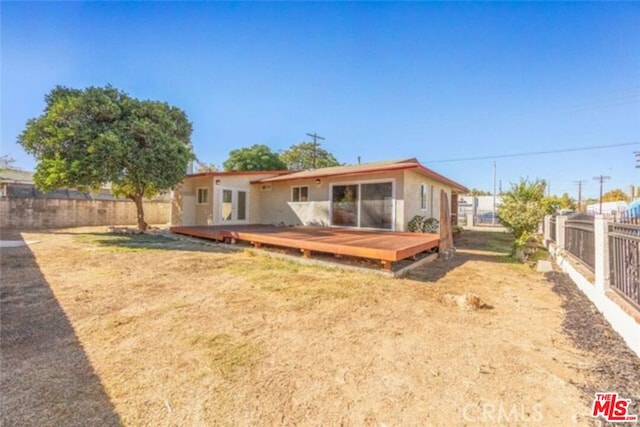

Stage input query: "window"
[
  {"left": 430, "top": 185, "right": 435, "bottom": 213},
  {"left": 331, "top": 184, "right": 359, "bottom": 227},
  {"left": 221, "top": 189, "right": 232, "bottom": 220},
  {"left": 331, "top": 181, "right": 394, "bottom": 229},
  {"left": 292, "top": 186, "right": 309, "bottom": 202},
  {"left": 197, "top": 188, "right": 209, "bottom": 204},
  {"left": 420, "top": 184, "right": 428, "bottom": 210},
  {"left": 237, "top": 191, "right": 247, "bottom": 220}
]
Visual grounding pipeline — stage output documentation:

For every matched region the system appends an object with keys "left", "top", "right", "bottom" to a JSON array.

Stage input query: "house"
[{"left": 170, "top": 158, "right": 468, "bottom": 232}]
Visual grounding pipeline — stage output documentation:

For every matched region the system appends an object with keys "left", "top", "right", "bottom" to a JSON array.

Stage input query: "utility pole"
[
  {"left": 306, "top": 132, "right": 325, "bottom": 169},
  {"left": 593, "top": 175, "right": 611, "bottom": 214},
  {"left": 574, "top": 180, "right": 586, "bottom": 212},
  {"left": 492, "top": 161, "right": 496, "bottom": 225}
]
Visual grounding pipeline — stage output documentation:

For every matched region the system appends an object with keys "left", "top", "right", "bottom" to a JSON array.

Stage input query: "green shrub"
[
  {"left": 407, "top": 215, "right": 439, "bottom": 233},
  {"left": 497, "top": 179, "right": 546, "bottom": 241}
]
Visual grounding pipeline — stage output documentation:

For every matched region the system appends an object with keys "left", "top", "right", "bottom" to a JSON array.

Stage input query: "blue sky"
[{"left": 2, "top": 2, "right": 639, "bottom": 199}]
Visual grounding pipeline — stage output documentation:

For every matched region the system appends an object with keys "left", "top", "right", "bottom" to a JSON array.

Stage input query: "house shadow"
[{"left": 0, "top": 232, "right": 121, "bottom": 426}]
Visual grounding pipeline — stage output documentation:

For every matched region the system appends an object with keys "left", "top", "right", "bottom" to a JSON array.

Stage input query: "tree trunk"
[{"left": 131, "top": 194, "right": 148, "bottom": 231}]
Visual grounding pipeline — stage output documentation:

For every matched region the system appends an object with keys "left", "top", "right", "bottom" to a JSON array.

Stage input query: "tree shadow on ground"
[
  {"left": 406, "top": 230, "right": 518, "bottom": 283},
  {"left": 0, "top": 234, "right": 121, "bottom": 426},
  {"left": 37, "top": 230, "right": 236, "bottom": 254}
]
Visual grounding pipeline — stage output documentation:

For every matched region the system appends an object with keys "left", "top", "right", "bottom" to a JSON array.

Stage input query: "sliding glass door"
[
  {"left": 331, "top": 185, "right": 358, "bottom": 227},
  {"left": 331, "top": 181, "right": 393, "bottom": 230},
  {"left": 361, "top": 182, "right": 393, "bottom": 229}
]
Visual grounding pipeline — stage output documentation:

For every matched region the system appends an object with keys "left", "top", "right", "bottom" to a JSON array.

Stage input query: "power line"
[
  {"left": 593, "top": 175, "right": 611, "bottom": 214},
  {"left": 306, "top": 132, "right": 325, "bottom": 169},
  {"left": 424, "top": 142, "right": 640, "bottom": 164},
  {"left": 574, "top": 180, "right": 586, "bottom": 212}
]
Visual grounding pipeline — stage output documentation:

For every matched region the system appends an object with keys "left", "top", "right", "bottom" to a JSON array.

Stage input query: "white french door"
[{"left": 220, "top": 188, "right": 249, "bottom": 224}]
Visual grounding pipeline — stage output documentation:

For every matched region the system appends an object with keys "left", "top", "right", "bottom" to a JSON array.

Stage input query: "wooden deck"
[{"left": 169, "top": 225, "right": 440, "bottom": 270}]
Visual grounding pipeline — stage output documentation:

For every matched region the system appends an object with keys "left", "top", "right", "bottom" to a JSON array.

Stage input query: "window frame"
[
  {"left": 291, "top": 185, "right": 309, "bottom": 202},
  {"left": 196, "top": 187, "right": 209, "bottom": 205},
  {"left": 420, "top": 184, "right": 428, "bottom": 210},
  {"left": 328, "top": 179, "right": 396, "bottom": 230}
]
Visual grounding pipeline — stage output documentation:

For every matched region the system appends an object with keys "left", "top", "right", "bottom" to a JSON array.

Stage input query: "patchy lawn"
[{"left": 1, "top": 227, "right": 638, "bottom": 425}]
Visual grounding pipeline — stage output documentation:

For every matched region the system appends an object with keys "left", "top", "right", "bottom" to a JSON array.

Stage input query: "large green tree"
[
  {"left": 194, "top": 160, "right": 218, "bottom": 173},
  {"left": 222, "top": 144, "right": 286, "bottom": 171},
  {"left": 497, "top": 179, "right": 547, "bottom": 243},
  {"left": 280, "top": 142, "right": 340, "bottom": 170},
  {"left": 19, "top": 85, "right": 194, "bottom": 230},
  {"left": 468, "top": 188, "right": 491, "bottom": 196},
  {"left": 543, "top": 192, "right": 577, "bottom": 213},
  {"left": 601, "top": 188, "right": 629, "bottom": 202}
]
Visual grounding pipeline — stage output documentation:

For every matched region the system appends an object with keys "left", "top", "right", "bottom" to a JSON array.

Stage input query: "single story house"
[{"left": 170, "top": 158, "right": 468, "bottom": 232}]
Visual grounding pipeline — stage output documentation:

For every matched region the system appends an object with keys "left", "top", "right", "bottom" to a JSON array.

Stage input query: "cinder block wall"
[{"left": 0, "top": 198, "right": 170, "bottom": 229}]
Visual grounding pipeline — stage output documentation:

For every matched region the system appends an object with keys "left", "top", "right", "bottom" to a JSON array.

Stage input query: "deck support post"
[
  {"left": 381, "top": 260, "right": 392, "bottom": 271},
  {"left": 301, "top": 249, "right": 311, "bottom": 258},
  {"left": 252, "top": 242, "right": 261, "bottom": 248}
]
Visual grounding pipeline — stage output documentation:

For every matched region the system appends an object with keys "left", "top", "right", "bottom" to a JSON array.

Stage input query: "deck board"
[{"left": 170, "top": 225, "right": 439, "bottom": 265}]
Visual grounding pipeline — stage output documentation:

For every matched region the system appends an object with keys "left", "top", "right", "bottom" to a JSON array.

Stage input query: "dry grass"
[{"left": 1, "top": 226, "right": 619, "bottom": 425}]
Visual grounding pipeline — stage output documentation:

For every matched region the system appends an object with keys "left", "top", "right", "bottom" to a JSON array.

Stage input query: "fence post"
[
  {"left": 543, "top": 215, "right": 552, "bottom": 244},
  {"left": 556, "top": 215, "right": 567, "bottom": 249},
  {"left": 466, "top": 212, "right": 474, "bottom": 228},
  {"left": 594, "top": 215, "right": 610, "bottom": 291}
]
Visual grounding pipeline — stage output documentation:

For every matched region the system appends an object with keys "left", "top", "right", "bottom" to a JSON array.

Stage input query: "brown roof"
[{"left": 252, "top": 158, "right": 469, "bottom": 193}]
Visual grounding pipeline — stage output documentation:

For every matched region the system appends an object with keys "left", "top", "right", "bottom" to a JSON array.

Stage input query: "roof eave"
[
  {"left": 186, "top": 170, "right": 291, "bottom": 179},
  {"left": 253, "top": 163, "right": 418, "bottom": 184},
  {"left": 414, "top": 165, "right": 469, "bottom": 193}
]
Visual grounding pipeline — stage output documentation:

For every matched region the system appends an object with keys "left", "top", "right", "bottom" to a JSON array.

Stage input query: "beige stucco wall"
[
  {"left": 173, "top": 173, "right": 278, "bottom": 226},
  {"left": 170, "top": 186, "right": 183, "bottom": 225},
  {"left": 179, "top": 176, "right": 214, "bottom": 225},
  {"left": 402, "top": 169, "right": 452, "bottom": 229},
  {"left": 258, "top": 179, "right": 330, "bottom": 226},
  {"left": 210, "top": 174, "right": 276, "bottom": 226},
  {"left": 173, "top": 170, "right": 460, "bottom": 231},
  {"left": 258, "top": 170, "right": 405, "bottom": 229}
]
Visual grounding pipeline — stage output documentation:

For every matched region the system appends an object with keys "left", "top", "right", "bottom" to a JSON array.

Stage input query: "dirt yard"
[{"left": 1, "top": 227, "right": 639, "bottom": 426}]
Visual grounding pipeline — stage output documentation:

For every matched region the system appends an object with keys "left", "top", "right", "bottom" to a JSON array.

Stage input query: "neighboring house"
[
  {"left": 458, "top": 195, "right": 503, "bottom": 218},
  {"left": 0, "top": 168, "right": 34, "bottom": 197},
  {"left": 586, "top": 201, "right": 627, "bottom": 215},
  {"left": 171, "top": 158, "right": 468, "bottom": 232}
]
